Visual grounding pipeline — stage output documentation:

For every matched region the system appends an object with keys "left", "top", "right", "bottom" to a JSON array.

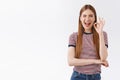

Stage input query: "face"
[{"left": 80, "top": 9, "right": 95, "bottom": 32}]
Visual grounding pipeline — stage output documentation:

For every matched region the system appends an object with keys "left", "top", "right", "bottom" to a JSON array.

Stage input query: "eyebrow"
[{"left": 82, "top": 14, "right": 94, "bottom": 15}]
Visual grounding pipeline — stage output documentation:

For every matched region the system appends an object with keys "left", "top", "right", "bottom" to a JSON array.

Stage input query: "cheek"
[
  {"left": 80, "top": 16, "right": 84, "bottom": 21},
  {"left": 93, "top": 19, "right": 96, "bottom": 23},
  {"left": 80, "top": 18, "right": 85, "bottom": 23},
  {"left": 80, "top": 17, "right": 82, "bottom": 21},
  {"left": 92, "top": 17, "right": 95, "bottom": 22},
  {"left": 90, "top": 19, "right": 95, "bottom": 24}
]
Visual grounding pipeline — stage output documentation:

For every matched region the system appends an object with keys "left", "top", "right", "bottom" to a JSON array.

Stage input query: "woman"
[{"left": 68, "top": 4, "right": 109, "bottom": 80}]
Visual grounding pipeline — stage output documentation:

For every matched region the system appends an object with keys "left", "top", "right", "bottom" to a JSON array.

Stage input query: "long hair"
[{"left": 75, "top": 4, "right": 100, "bottom": 58}]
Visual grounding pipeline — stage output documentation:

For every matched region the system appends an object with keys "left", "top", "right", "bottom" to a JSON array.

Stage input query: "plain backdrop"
[{"left": 0, "top": 0, "right": 119, "bottom": 80}]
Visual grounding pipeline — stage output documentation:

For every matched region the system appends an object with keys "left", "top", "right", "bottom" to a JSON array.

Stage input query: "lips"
[{"left": 84, "top": 22, "right": 91, "bottom": 27}]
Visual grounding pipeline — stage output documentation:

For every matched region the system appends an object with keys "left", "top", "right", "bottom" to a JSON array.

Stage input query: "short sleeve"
[
  {"left": 68, "top": 32, "right": 77, "bottom": 47},
  {"left": 103, "top": 31, "right": 108, "bottom": 48}
]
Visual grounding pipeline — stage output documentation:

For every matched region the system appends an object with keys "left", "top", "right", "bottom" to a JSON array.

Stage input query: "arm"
[
  {"left": 67, "top": 47, "right": 103, "bottom": 66},
  {"left": 99, "top": 32, "right": 108, "bottom": 61},
  {"left": 94, "top": 18, "right": 108, "bottom": 61}
]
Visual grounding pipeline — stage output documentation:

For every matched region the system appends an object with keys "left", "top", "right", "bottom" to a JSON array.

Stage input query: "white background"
[{"left": 0, "top": 0, "right": 119, "bottom": 80}]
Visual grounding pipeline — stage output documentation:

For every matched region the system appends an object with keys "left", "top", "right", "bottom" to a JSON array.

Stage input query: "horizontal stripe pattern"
[{"left": 68, "top": 31, "right": 108, "bottom": 74}]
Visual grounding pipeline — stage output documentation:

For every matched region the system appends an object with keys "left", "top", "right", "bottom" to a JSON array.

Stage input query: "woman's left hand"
[
  {"left": 94, "top": 17, "right": 105, "bottom": 34},
  {"left": 101, "top": 60, "right": 109, "bottom": 67}
]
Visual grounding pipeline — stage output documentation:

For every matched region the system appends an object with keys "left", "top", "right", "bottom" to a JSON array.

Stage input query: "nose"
[{"left": 86, "top": 16, "right": 90, "bottom": 21}]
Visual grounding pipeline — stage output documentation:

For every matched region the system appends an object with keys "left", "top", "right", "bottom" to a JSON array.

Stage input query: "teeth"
[
  {"left": 85, "top": 23, "right": 90, "bottom": 25},
  {"left": 84, "top": 22, "right": 91, "bottom": 26}
]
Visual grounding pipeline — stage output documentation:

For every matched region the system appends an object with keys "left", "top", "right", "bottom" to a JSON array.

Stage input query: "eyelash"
[
  {"left": 89, "top": 15, "right": 93, "bottom": 17},
  {"left": 83, "top": 15, "right": 93, "bottom": 17}
]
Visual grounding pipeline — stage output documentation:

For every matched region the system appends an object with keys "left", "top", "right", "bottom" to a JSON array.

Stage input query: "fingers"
[
  {"left": 102, "top": 62, "right": 109, "bottom": 67},
  {"left": 93, "top": 22, "right": 99, "bottom": 28},
  {"left": 102, "top": 60, "right": 109, "bottom": 67},
  {"left": 95, "top": 60, "right": 109, "bottom": 67},
  {"left": 93, "top": 23, "right": 97, "bottom": 28},
  {"left": 98, "top": 17, "right": 105, "bottom": 26},
  {"left": 94, "top": 17, "right": 104, "bottom": 27}
]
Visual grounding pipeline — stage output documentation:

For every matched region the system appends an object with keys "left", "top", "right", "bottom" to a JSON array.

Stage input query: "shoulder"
[
  {"left": 103, "top": 31, "right": 107, "bottom": 34},
  {"left": 69, "top": 32, "right": 78, "bottom": 38},
  {"left": 69, "top": 32, "right": 78, "bottom": 42},
  {"left": 70, "top": 32, "right": 78, "bottom": 36}
]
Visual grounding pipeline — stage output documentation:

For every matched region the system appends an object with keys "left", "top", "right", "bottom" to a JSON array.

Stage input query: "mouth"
[{"left": 84, "top": 22, "right": 91, "bottom": 27}]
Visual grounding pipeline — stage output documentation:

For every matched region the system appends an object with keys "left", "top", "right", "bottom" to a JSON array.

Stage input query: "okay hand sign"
[{"left": 94, "top": 17, "right": 105, "bottom": 34}]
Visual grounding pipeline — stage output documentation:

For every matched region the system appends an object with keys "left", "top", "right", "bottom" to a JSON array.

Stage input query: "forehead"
[{"left": 81, "top": 9, "right": 94, "bottom": 15}]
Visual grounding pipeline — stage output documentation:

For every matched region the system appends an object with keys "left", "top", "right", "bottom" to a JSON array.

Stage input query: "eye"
[
  {"left": 83, "top": 15, "right": 86, "bottom": 17},
  {"left": 89, "top": 15, "right": 94, "bottom": 17}
]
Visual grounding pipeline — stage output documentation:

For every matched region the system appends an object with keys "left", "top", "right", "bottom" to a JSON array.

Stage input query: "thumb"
[
  {"left": 93, "top": 23, "right": 97, "bottom": 29},
  {"left": 93, "top": 22, "right": 98, "bottom": 28}
]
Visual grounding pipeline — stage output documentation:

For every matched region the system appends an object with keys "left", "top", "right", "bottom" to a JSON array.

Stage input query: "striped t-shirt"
[{"left": 68, "top": 31, "right": 108, "bottom": 74}]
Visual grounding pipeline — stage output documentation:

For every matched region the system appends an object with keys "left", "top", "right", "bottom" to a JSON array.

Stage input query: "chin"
[{"left": 84, "top": 26, "right": 92, "bottom": 29}]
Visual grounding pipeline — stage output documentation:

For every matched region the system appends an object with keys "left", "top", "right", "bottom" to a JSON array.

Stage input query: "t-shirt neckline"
[{"left": 83, "top": 32, "right": 93, "bottom": 35}]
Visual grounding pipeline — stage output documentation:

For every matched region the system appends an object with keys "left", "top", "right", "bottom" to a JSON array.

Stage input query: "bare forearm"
[
  {"left": 99, "top": 32, "right": 108, "bottom": 61},
  {"left": 67, "top": 46, "right": 107, "bottom": 67},
  {"left": 68, "top": 58, "right": 100, "bottom": 66}
]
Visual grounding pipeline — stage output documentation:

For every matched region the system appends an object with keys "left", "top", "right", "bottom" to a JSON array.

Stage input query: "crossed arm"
[{"left": 67, "top": 47, "right": 109, "bottom": 67}]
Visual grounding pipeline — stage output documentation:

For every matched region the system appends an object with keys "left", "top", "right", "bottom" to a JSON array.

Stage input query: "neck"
[{"left": 84, "top": 29, "right": 92, "bottom": 33}]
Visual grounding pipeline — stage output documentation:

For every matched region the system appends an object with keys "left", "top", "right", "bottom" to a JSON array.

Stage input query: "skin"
[
  {"left": 68, "top": 9, "right": 109, "bottom": 67},
  {"left": 80, "top": 9, "right": 95, "bottom": 33},
  {"left": 94, "top": 18, "right": 108, "bottom": 61}
]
